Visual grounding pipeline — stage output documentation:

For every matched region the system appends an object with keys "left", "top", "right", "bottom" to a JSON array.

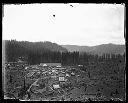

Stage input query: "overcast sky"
[{"left": 3, "top": 4, "right": 125, "bottom": 46}]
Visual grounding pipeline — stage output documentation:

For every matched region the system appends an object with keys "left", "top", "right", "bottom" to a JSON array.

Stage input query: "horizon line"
[{"left": 2, "top": 39, "right": 125, "bottom": 47}]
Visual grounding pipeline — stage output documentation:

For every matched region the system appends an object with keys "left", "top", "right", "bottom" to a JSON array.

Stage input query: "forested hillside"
[
  {"left": 4, "top": 40, "right": 67, "bottom": 64},
  {"left": 3, "top": 40, "right": 125, "bottom": 65}
]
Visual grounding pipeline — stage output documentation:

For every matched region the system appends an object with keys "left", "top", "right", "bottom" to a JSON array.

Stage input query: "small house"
[
  {"left": 40, "top": 63, "right": 61, "bottom": 67},
  {"left": 52, "top": 69, "right": 56, "bottom": 73},
  {"left": 53, "top": 84, "right": 60, "bottom": 89},
  {"left": 25, "top": 67, "right": 28, "bottom": 69},
  {"left": 51, "top": 75, "right": 57, "bottom": 79},
  {"left": 59, "top": 77, "right": 65, "bottom": 81},
  {"left": 43, "top": 64, "right": 47, "bottom": 67},
  {"left": 71, "top": 72, "right": 75, "bottom": 75},
  {"left": 56, "top": 65, "right": 61, "bottom": 67},
  {"left": 66, "top": 73, "right": 70, "bottom": 77}
]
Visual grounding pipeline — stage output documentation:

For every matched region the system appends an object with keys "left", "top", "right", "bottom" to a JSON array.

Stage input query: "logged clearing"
[{"left": 3, "top": 61, "right": 125, "bottom": 101}]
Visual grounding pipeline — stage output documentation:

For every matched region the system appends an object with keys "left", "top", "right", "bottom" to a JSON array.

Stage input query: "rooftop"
[{"left": 40, "top": 63, "right": 61, "bottom": 67}]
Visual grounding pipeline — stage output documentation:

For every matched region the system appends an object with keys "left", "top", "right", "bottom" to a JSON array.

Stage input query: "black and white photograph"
[{"left": 2, "top": 3, "right": 126, "bottom": 101}]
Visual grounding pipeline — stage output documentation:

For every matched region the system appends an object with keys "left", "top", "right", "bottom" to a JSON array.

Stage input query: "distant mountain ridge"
[{"left": 61, "top": 43, "right": 125, "bottom": 55}]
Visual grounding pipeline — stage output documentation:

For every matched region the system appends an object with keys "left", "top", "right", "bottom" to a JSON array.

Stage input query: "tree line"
[{"left": 4, "top": 40, "right": 125, "bottom": 65}]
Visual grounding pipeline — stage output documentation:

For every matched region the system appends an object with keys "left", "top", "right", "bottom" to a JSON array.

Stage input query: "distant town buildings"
[{"left": 40, "top": 63, "right": 61, "bottom": 67}]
